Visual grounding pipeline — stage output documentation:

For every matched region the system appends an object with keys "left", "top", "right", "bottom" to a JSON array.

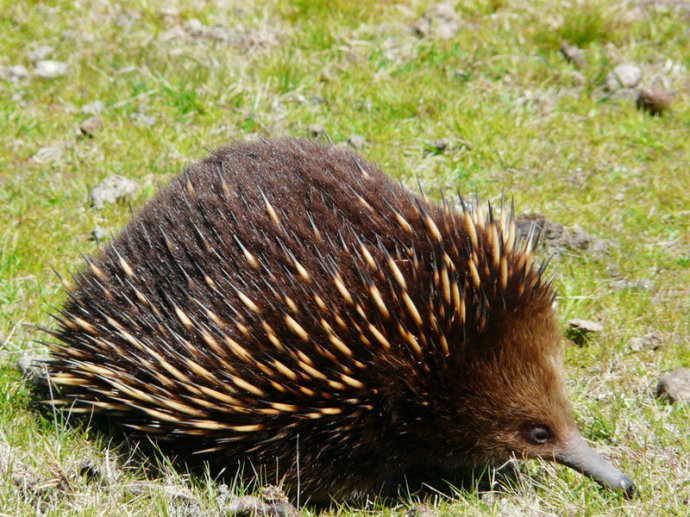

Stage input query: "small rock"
[
  {"left": 219, "top": 486, "right": 298, "bottom": 517},
  {"left": 560, "top": 42, "right": 586, "bottom": 67},
  {"left": 35, "top": 60, "right": 69, "bottom": 79},
  {"left": 609, "top": 278, "right": 653, "bottom": 291},
  {"left": 224, "top": 496, "right": 267, "bottom": 517},
  {"left": 79, "top": 116, "right": 103, "bottom": 137},
  {"left": 568, "top": 319, "right": 604, "bottom": 333},
  {"left": 636, "top": 87, "right": 672, "bottom": 116},
  {"left": 259, "top": 486, "right": 287, "bottom": 504},
  {"left": 259, "top": 486, "right": 299, "bottom": 516},
  {"left": 130, "top": 112, "right": 157, "bottom": 127},
  {"left": 412, "top": 3, "right": 462, "bottom": 39},
  {"left": 32, "top": 145, "right": 64, "bottom": 163},
  {"left": 91, "top": 225, "right": 107, "bottom": 241},
  {"left": 307, "top": 124, "right": 326, "bottom": 138},
  {"left": 17, "top": 354, "right": 49, "bottom": 381},
  {"left": 78, "top": 459, "right": 105, "bottom": 485},
  {"left": 347, "top": 133, "right": 366, "bottom": 150},
  {"left": 629, "top": 331, "right": 663, "bottom": 352},
  {"left": 27, "top": 45, "right": 54, "bottom": 62},
  {"left": 411, "top": 17, "right": 431, "bottom": 38},
  {"left": 605, "top": 64, "right": 642, "bottom": 91},
  {"left": 567, "top": 319, "right": 603, "bottom": 345},
  {"left": 515, "top": 214, "right": 607, "bottom": 257},
  {"left": 656, "top": 368, "right": 690, "bottom": 404},
  {"left": 183, "top": 18, "right": 244, "bottom": 45},
  {"left": 216, "top": 484, "right": 232, "bottom": 509},
  {"left": 185, "top": 18, "right": 204, "bottom": 33},
  {"left": 0, "top": 64, "right": 30, "bottom": 81},
  {"left": 426, "top": 138, "right": 450, "bottom": 152},
  {"left": 406, "top": 505, "right": 440, "bottom": 517},
  {"left": 169, "top": 492, "right": 204, "bottom": 517},
  {"left": 90, "top": 176, "right": 139, "bottom": 209},
  {"left": 334, "top": 142, "right": 350, "bottom": 152},
  {"left": 82, "top": 100, "right": 105, "bottom": 115}
]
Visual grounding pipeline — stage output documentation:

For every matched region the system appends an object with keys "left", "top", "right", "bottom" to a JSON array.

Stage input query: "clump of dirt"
[{"left": 516, "top": 214, "right": 613, "bottom": 258}]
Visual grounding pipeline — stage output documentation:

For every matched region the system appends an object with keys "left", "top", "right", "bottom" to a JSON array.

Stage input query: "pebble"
[
  {"left": 560, "top": 42, "right": 586, "bottom": 67},
  {"left": 82, "top": 100, "right": 105, "bottom": 115},
  {"left": 181, "top": 18, "right": 244, "bottom": 45},
  {"left": 91, "top": 225, "right": 107, "bottom": 241},
  {"left": 656, "top": 368, "right": 690, "bottom": 404},
  {"left": 27, "top": 45, "right": 54, "bottom": 62},
  {"left": 223, "top": 495, "right": 298, "bottom": 517},
  {"left": 90, "top": 176, "right": 139, "bottom": 209},
  {"left": 0, "top": 64, "right": 29, "bottom": 81},
  {"left": 629, "top": 331, "right": 663, "bottom": 352},
  {"left": 605, "top": 64, "right": 642, "bottom": 91},
  {"left": 406, "top": 505, "right": 441, "bottom": 517},
  {"left": 32, "top": 145, "right": 64, "bottom": 163},
  {"left": 130, "top": 112, "right": 157, "bottom": 127},
  {"left": 609, "top": 278, "right": 653, "bottom": 291},
  {"left": 347, "top": 133, "right": 366, "bottom": 150},
  {"left": 186, "top": 18, "right": 204, "bottom": 33},
  {"left": 568, "top": 319, "right": 604, "bottom": 333},
  {"left": 412, "top": 3, "right": 462, "bottom": 39},
  {"left": 78, "top": 459, "right": 106, "bottom": 485},
  {"left": 79, "top": 116, "right": 103, "bottom": 137},
  {"left": 307, "top": 124, "right": 326, "bottom": 138},
  {"left": 514, "top": 214, "right": 609, "bottom": 257},
  {"left": 567, "top": 319, "right": 603, "bottom": 345},
  {"left": 35, "top": 60, "right": 69, "bottom": 79},
  {"left": 17, "top": 354, "right": 49, "bottom": 380}
]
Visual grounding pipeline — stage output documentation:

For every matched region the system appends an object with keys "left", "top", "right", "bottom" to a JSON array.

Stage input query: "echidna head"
[{"left": 438, "top": 301, "right": 635, "bottom": 496}]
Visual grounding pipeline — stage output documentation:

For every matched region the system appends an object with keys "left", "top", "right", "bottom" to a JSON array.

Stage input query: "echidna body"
[{"left": 47, "top": 139, "right": 634, "bottom": 501}]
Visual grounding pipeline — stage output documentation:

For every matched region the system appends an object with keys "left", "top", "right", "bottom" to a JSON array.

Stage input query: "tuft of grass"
[{"left": 557, "top": 1, "right": 624, "bottom": 47}]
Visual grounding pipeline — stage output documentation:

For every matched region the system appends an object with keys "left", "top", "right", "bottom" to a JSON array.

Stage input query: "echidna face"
[
  {"left": 435, "top": 306, "right": 634, "bottom": 496},
  {"left": 431, "top": 305, "right": 576, "bottom": 466}
]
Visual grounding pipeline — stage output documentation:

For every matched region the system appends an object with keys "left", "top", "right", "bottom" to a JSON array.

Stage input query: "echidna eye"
[{"left": 524, "top": 425, "right": 551, "bottom": 445}]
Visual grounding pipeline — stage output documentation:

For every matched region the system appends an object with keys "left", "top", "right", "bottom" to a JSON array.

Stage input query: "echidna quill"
[{"left": 45, "top": 139, "right": 634, "bottom": 501}]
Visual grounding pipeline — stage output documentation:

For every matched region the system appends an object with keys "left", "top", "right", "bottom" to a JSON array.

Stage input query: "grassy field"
[{"left": 1, "top": 0, "right": 689, "bottom": 515}]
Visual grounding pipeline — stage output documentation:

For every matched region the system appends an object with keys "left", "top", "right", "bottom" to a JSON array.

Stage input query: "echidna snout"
[
  {"left": 556, "top": 434, "right": 635, "bottom": 497},
  {"left": 45, "top": 138, "right": 634, "bottom": 501}
]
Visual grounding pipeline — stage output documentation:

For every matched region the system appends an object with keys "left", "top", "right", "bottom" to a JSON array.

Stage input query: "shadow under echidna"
[{"left": 43, "top": 139, "right": 634, "bottom": 503}]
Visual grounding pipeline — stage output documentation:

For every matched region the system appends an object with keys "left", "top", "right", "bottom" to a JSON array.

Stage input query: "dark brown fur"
[{"left": 47, "top": 139, "right": 580, "bottom": 501}]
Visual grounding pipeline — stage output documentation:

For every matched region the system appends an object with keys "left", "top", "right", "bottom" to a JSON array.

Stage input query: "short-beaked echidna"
[{"left": 46, "top": 139, "right": 634, "bottom": 501}]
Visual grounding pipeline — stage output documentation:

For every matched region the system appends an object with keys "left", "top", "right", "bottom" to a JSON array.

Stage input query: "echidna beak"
[{"left": 555, "top": 433, "right": 636, "bottom": 498}]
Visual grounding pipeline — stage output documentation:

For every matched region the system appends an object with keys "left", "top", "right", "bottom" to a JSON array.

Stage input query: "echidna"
[{"left": 45, "top": 139, "right": 634, "bottom": 501}]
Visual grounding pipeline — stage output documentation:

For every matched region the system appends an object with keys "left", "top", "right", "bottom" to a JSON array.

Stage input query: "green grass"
[{"left": 1, "top": 0, "right": 689, "bottom": 515}]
